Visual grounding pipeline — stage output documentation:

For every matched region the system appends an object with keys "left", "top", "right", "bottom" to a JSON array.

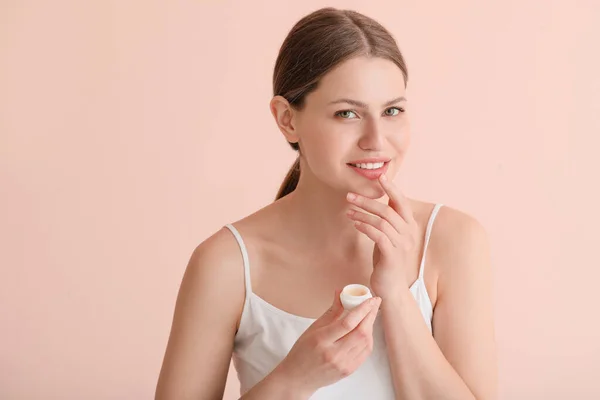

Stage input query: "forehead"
[{"left": 307, "top": 56, "right": 406, "bottom": 105}]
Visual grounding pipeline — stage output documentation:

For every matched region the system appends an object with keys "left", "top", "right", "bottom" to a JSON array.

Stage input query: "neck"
[{"left": 279, "top": 168, "right": 388, "bottom": 262}]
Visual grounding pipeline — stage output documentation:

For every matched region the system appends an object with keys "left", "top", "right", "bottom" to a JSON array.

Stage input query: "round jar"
[{"left": 339, "top": 284, "right": 373, "bottom": 311}]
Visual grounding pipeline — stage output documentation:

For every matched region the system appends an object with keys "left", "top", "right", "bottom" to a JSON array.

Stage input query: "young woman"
[{"left": 156, "top": 7, "right": 497, "bottom": 400}]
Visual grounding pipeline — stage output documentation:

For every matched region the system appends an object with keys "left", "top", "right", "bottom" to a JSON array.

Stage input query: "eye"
[
  {"left": 384, "top": 107, "right": 405, "bottom": 116},
  {"left": 335, "top": 110, "right": 358, "bottom": 119}
]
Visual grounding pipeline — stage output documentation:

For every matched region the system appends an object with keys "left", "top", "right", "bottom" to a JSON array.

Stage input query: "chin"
[
  {"left": 357, "top": 185, "right": 386, "bottom": 199},
  {"left": 340, "top": 179, "right": 386, "bottom": 199}
]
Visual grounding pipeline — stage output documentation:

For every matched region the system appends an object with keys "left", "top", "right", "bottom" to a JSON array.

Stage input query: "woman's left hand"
[{"left": 345, "top": 173, "right": 419, "bottom": 300}]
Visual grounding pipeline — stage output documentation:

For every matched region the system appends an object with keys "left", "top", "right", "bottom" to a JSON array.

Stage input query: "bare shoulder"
[
  {"left": 431, "top": 204, "right": 490, "bottom": 253},
  {"left": 437, "top": 204, "right": 486, "bottom": 229},
  {"left": 405, "top": 198, "right": 491, "bottom": 285},
  {"left": 184, "top": 226, "right": 246, "bottom": 306},
  {"left": 192, "top": 226, "right": 244, "bottom": 269},
  {"left": 169, "top": 225, "right": 250, "bottom": 339},
  {"left": 405, "top": 198, "right": 486, "bottom": 241},
  {"left": 188, "top": 200, "right": 286, "bottom": 299},
  {"left": 427, "top": 204, "right": 492, "bottom": 286}
]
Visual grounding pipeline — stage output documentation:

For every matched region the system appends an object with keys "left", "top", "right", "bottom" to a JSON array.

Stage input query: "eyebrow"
[{"left": 328, "top": 96, "right": 407, "bottom": 109}]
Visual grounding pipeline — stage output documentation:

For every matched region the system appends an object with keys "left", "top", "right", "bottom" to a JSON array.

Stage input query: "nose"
[{"left": 357, "top": 119, "right": 385, "bottom": 151}]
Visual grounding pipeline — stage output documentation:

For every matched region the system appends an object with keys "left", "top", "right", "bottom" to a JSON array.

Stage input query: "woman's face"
[{"left": 294, "top": 56, "right": 410, "bottom": 199}]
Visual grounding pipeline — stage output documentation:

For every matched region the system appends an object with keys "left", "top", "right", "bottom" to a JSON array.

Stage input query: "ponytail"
[{"left": 275, "top": 157, "right": 300, "bottom": 200}]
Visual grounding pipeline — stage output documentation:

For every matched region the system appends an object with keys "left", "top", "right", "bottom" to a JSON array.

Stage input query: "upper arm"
[
  {"left": 155, "top": 228, "right": 246, "bottom": 400},
  {"left": 432, "top": 209, "right": 498, "bottom": 400}
]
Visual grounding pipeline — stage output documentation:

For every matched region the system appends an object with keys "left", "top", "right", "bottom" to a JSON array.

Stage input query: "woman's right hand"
[{"left": 272, "top": 289, "right": 382, "bottom": 396}]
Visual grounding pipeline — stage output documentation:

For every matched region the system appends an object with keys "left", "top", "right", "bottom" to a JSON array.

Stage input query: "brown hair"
[{"left": 273, "top": 7, "right": 408, "bottom": 200}]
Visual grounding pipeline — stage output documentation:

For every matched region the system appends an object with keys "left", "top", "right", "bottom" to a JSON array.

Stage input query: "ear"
[{"left": 270, "top": 95, "right": 299, "bottom": 144}]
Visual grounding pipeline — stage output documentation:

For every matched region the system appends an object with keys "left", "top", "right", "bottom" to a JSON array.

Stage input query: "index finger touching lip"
[{"left": 379, "top": 173, "right": 413, "bottom": 223}]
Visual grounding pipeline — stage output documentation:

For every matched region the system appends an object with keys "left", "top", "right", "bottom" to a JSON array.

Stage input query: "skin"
[{"left": 155, "top": 56, "right": 497, "bottom": 399}]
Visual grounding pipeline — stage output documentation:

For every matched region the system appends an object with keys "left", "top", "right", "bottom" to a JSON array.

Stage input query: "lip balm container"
[{"left": 340, "top": 284, "right": 373, "bottom": 311}]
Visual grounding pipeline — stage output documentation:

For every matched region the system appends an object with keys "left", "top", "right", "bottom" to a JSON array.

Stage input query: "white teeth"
[{"left": 352, "top": 162, "right": 385, "bottom": 170}]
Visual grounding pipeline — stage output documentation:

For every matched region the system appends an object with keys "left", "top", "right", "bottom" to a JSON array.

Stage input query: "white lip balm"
[{"left": 340, "top": 284, "right": 373, "bottom": 311}]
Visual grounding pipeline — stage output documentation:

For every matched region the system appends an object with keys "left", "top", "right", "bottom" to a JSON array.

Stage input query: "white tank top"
[{"left": 224, "top": 203, "right": 443, "bottom": 399}]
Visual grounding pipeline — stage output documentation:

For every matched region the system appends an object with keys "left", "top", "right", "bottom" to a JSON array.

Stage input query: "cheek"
[
  {"left": 297, "top": 125, "right": 328, "bottom": 163},
  {"left": 304, "top": 123, "right": 349, "bottom": 155},
  {"left": 390, "top": 120, "right": 411, "bottom": 149}
]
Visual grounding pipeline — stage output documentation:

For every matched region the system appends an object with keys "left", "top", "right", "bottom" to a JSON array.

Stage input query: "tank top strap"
[
  {"left": 418, "top": 203, "right": 444, "bottom": 280},
  {"left": 224, "top": 224, "right": 253, "bottom": 296}
]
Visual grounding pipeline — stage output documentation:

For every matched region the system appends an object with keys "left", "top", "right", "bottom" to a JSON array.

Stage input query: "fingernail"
[{"left": 347, "top": 192, "right": 357, "bottom": 201}]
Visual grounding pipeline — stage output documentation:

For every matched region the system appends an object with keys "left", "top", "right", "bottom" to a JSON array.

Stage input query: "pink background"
[{"left": 1, "top": 1, "right": 599, "bottom": 399}]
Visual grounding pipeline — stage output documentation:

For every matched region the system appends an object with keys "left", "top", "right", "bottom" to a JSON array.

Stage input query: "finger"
[
  {"left": 349, "top": 313, "right": 379, "bottom": 362},
  {"left": 346, "top": 209, "right": 400, "bottom": 247},
  {"left": 336, "top": 297, "right": 381, "bottom": 353},
  {"left": 346, "top": 192, "right": 406, "bottom": 234},
  {"left": 333, "top": 339, "right": 374, "bottom": 377},
  {"left": 378, "top": 173, "right": 416, "bottom": 225},
  {"left": 352, "top": 340, "right": 374, "bottom": 364},
  {"left": 347, "top": 296, "right": 380, "bottom": 344},
  {"left": 319, "top": 297, "right": 378, "bottom": 342},
  {"left": 353, "top": 220, "right": 395, "bottom": 254}
]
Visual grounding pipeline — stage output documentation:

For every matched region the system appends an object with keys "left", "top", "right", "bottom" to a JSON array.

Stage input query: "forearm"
[
  {"left": 239, "top": 367, "right": 313, "bottom": 400},
  {"left": 381, "top": 289, "right": 476, "bottom": 400}
]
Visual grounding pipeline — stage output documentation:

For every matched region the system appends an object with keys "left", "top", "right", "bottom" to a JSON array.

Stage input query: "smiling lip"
[
  {"left": 347, "top": 157, "right": 391, "bottom": 164},
  {"left": 347, "top": 159, "right": 390, "bottom": 180}
]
